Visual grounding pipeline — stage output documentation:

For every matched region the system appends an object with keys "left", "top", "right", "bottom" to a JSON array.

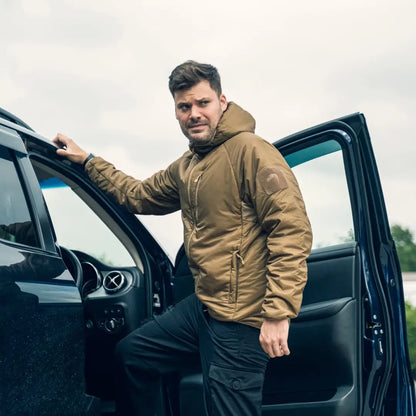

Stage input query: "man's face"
[{"left": 174, "top": 80, "right": 227, "bottom": 145}]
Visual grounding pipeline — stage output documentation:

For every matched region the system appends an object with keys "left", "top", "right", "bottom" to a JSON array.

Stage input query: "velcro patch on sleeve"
[{"left": 257, "top": 167, "right": 288, "bottom": 195}]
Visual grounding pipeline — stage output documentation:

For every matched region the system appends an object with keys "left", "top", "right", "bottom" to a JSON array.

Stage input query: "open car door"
[
  {"left": 260, "top": 113, "right": 415, "bottom": 416},
  {"left": 173, "top": 113, "right": 415, "bottom": 416}
]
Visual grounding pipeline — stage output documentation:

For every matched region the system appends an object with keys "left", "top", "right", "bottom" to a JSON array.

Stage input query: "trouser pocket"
[{"left": 206, "top": 364, "right": 264, "bottom": 416}]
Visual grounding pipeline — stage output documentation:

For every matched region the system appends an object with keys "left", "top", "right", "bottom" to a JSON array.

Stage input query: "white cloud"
[
  {"left": 1, "top": 0, "right": 415, "bottom": 252},
  {"left": 18, "top": 0, "right": 51, "bottom": 17},
  {"left": 1, "top": 74, "right": 25, "bottom": 103}
]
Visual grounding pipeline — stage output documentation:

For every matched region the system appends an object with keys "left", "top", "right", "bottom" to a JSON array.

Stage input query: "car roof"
[
  {"left": 0, "top": 107, "right": 34, "bottom": 131},
  {"left": 0, "top": 107, "right": 57, "bottom": 151}
]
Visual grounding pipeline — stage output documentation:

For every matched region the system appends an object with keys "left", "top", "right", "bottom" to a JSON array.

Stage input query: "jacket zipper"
[
  {"left": 185, "top": 158, "right": 201, "bottom": 254},
  {"left": 194, "top": 173, "right": 202, "bottom": 224},
  {"left": 229, "top": 250, "right": 244, "bottom": 303}
]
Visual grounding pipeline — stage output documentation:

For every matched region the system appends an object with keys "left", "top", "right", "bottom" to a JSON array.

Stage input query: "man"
[{"left": 54, "top": 60, "right": 312, "bottom": 416}]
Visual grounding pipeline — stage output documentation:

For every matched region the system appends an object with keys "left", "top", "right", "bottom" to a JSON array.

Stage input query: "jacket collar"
[{"left": 189, "top": 102, "right": 256, "bottom": 155}]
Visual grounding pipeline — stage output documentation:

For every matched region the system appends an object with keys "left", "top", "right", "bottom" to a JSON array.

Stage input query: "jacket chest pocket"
[{"left": 229, "top": 250, "right": 244, "bottom": 303}]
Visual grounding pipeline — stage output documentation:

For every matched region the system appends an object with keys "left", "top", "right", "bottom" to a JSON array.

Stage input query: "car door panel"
[{"left": 262, "top": 244, "right": 361, "bottom": 416}]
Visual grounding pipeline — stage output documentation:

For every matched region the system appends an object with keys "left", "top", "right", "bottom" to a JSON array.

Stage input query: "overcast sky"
[{"left": 2, "top": 0, "right": 415, "bottom": 258}]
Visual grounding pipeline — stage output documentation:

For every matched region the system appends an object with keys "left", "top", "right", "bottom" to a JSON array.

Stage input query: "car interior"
[{"left": 30, "top": 158, "right": 153, "bottom": 406}]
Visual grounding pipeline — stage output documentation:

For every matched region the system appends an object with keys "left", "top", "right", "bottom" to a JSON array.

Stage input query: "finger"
[
  {"left": 53, "top": 133, "right": 69, "bottom": 147},
  {"left": 267, "top": 346, "right": 276, "bottom": 358},
  {"left": 272, "top": 343, "right": 283, "bottom": 358},
  {"left": 281, "top": 343, "right": 290, "bottom": 356},
  {"left": 52, "top": 133, "right": 62, "bottom": 143},
  {"left": 259, "top": 336, "right": 274, "bottom": 358}
]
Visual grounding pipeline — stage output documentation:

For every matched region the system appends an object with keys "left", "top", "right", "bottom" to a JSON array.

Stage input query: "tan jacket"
[{"left": 85, "top": 102, "right": 312, "bottom": 328}]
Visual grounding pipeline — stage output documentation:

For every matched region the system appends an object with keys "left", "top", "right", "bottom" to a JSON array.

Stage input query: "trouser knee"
[
  {"left": 114, "top": 336, "right": 131, "bottom": 367},
  {"left": 115, "top": 333, "right": 159, "bottom": 378},
  {"left": 114, "top": 335, "right": 145, "bottom": 373}
]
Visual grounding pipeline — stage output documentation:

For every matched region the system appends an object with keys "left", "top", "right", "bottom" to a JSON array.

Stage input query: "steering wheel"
[{"left": 60, "top": 246, "right": 83, "bottom": 289}]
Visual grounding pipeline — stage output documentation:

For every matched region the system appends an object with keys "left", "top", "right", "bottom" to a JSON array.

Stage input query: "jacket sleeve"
[
  {"left": 84, "top": 156, "right": 181, "bottom": 215},
  {"left": 241, "top": 136, "right": 313, "bottom": 321}
]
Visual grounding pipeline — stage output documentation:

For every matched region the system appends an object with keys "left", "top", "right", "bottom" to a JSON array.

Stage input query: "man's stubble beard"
[{"left": 183, "top": 125, "right": 217, "bottom": 148}]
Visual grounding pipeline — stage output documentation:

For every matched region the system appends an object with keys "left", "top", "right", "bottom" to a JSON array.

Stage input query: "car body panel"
[{"left": 0, "top": 125, "right": 98, "bottom": 414}]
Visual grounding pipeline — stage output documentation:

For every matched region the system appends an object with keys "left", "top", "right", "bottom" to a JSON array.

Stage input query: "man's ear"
[{"left": 220, "top": 94, "right": 227, "bottom": 112}]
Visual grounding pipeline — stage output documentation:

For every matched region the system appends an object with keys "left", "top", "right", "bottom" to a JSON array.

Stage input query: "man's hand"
[
  {"left": 259, "top": 318, "right": 290, "bottom": 358},
  {"left": 52, "top": 133, "right": 89, "bottom": 164}
]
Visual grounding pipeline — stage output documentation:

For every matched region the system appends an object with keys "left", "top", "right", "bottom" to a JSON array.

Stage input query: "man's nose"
[{"left": 190, "top": 105, "right": 201, "bottom": 119}]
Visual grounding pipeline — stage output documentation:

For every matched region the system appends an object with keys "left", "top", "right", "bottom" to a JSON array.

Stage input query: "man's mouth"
[{"left": 188, "top": 123, "right": 207, "bottom": 129}]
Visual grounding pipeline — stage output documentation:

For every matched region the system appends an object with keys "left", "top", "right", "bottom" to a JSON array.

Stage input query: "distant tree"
[
  {"left": 405, "top": 302, "right": 416, "bottom": 378},
  {"left": 341, "top": 229, "right": 355, "bottom": 243},
  {"left": 96, "top": 253, "right": 115, "bottom": 266},
  {"left": 391, "top": 225, "right": 416, "bottom": 272}
]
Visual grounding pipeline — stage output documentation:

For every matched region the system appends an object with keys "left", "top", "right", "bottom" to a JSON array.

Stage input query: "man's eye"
[
  {"left": 179, "top": 104, "right": 190, "bottom": 111},
  {"left": 200, "top": 101, "right": 209, "bottom": 106}
]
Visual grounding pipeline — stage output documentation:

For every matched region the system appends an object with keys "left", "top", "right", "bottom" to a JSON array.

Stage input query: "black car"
[{"left": 0, "top": 107, "right": 415, "bottom": 416}]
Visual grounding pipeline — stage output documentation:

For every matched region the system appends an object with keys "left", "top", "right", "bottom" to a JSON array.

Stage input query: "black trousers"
[{"left": 114, "top": 294, "right": 270, "bottom": 416}]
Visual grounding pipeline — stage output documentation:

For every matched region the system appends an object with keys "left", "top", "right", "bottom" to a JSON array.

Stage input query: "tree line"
[
  {"left": 392, "top": 225, "right": 416, "bottom": 379},
  {"left": 391, "top": 224, "right": 416, "bottom": 272}
]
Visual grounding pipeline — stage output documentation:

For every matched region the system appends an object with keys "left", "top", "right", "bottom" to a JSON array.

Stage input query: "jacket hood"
[{"left": 190, "top": 102, "right": 256, "bottom": 155}]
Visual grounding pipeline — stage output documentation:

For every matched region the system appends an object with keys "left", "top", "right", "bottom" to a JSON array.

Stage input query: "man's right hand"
[{"left": 52, "top": 133, "right": 89, "bottom": 164}]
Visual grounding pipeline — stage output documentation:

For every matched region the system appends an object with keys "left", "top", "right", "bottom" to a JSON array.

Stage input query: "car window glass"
[
  {"left": 0, "top": 146, "right": 40, "bottom": 248},
  {"left": 287, "top": 140, "right": 355, "bottom": 248},
  {"left": 39, "top": 176, "right": 135, "bottom": 267}
]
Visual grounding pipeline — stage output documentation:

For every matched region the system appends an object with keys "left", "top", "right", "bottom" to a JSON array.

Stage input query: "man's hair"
[{"left": 168, "top": 60, "right": 222, "bottom": 97}]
